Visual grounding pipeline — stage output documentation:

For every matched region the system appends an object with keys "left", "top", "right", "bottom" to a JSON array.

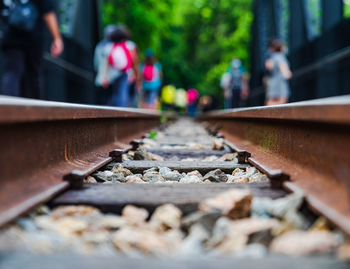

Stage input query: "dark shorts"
[{"left": 1, "top": 47, "right": 44, "bottom": 98}]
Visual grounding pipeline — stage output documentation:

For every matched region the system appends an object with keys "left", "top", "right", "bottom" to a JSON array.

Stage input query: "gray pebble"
[
  {"left": 203, "top": 169, "right": 228, "bottom": 183},
  {"left": 16, "top": 218, "right": 37, "bottom": 232},
  {"left": 144, "top": 167, "right": 159, "bottom": 174},
  {"left": 182, "top": 210, "right": 221, "bottom": 233},
  {"left": 159, "top": 167, "right": 182, "bottom": 182},
  {"left": 134, "top": 148, "right": 147, "bottom": 160},
  {"left": 143, "top": 172, "right": 165, "bottom": 183}
]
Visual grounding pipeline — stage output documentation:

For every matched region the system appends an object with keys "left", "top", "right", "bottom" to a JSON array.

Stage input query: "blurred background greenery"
[{"left": 101, "top": 0, "right": 253, "bottom": 100}]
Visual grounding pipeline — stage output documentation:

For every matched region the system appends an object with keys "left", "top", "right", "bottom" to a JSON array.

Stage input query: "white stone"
[
  {"left": 112, "top": 164, "right": 132, "bottom": 177},
  {"left": 179, "top": 224, "right": 210, "bottom": 256},
  {"left": 180, "top": 176, "right": 202, "bottom": 183},
  {"left": 187, "top": 170, "right": 202, "bottom": 179},
  {"left": 270, "top": 230, "right": 340, "bottom": 256},
  {"left": 147, "top": 152, "right": 165, "bottom": 161},
  {"left": 199, "top": 189, "right": 252, "bottom": 219},
  {"left": 232, "top": 168, "right": 244, "bottom": 176},
  {"left": 122, "top": 205, "right": 149, "bottom": 226},
  {"left": 84, "top": 176, "right": 97, "bottom": 184},
  {"left": 112, "top": 227, "right": 173, "bottom": 256},
  {"left": 125, "top": 175, "right": 145, "bottom": 183},
  {"left": 97, "top": 215, "right": 127, "bottom": 230},
  {"left": 150, "top": 204, "right": 182, "bottom": 231},
  {"left": 212, "top": 138, "right": 225, "bottom": 150},
  {"left": 251, "top": 193, "right": 308, "bottom": 229}
]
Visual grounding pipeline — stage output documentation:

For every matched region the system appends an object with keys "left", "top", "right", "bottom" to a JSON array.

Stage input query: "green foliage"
[
  {"left": 306, "top": 0, "right": 322, "bottom": 36},
  {"left": 345, "top": 0, "right": 350, "bottom": 19},
  {"left": 149, "top": 131, "right": 158, "bottom": 139},
  {"left": 101, "top": 0, "right": 253, "bottom": 106}
]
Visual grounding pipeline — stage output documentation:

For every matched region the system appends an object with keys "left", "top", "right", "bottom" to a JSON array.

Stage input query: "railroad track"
[{"left": 0, "top": 95, "right": 349, "bottom": 268}]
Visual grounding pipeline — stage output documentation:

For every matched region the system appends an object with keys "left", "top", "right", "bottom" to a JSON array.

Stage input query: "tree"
[{"left": 101, "top": 0, "right": 253, "bottom": 106}]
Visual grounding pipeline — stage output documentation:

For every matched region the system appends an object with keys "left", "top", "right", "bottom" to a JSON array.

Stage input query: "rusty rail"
[
  {"left": 2, "top": 95, "right": 350, "bottom": 237},
  {"left": 201, "top": 95, "right": 350, "bottom": 235},
  {"left": 0, "top": 96, "right": 160, "bottom": 227}
]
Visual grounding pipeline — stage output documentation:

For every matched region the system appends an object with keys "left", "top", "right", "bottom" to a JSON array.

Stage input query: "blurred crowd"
[
  {"left": 94, "top": 25, "right": 291, "bottom": 116},
  {"left": 94, "top": 24, "right": 208, "bottom": 116},
  {"left": 220, "top": 39, "right": 292, "bottom": 108},
  {"left": 0, "top": 1, "right": 292, "bottom": 113},
  {"left": 95, "top": 24, "right": 292, "bottom": 113}
]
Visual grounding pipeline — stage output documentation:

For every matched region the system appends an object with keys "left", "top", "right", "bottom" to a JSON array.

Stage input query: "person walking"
[
  {"left": 94, "top": 25, "right": 117, "bottom": 105},
  {"left": 96, "top": 24, "right": 139, "bottom": 107},
  {"left": 265, "top": 39, "right": 292, "bottom": 106},
  {"left": 160, "top": 84, "right": 176, "bottom": 111},
  {"left": 220, "top": 59, "right": 248, "bottom": 109},
  {"left": 0, "top": 0, "right": 63, "bottom": 98},
  {"left": 220, "top": 71, "right": 232, "bottom": 109},
  {"left": 174, "top": 88, "right": 187, "bottom": 114},
  {"left": 229, "top": 59, "right": 247, "bottom": 108},
  {"left": 187, "top": 88, "right": 198, "bottom": 116},
  {"left": 140, "top": 48, "right": 162, "bottom": 109}
]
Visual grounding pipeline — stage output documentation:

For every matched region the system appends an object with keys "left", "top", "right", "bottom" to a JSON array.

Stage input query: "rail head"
[
  {"left": 0, "top": 96, "right": 160, "bottom": 123},
  {"left": 203, "top": 95, "right": 350, "bottom": 124}
]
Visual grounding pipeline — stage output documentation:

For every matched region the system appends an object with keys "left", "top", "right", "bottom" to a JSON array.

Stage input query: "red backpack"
[
  {"left": 108, "top": 41, "right": 133, "bottom": 72},
  {"left": 143, "top": 64, "right": 154, "bottom": 81},
  {"left": 143, "top": 64, "right": 160, "bottom": 82}
]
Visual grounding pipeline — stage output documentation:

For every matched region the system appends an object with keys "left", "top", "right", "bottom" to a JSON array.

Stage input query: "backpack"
[
  {"left": 174, "top": 89, "right": 187, "bottom": 108},
  {"left": 143, "top": 64, "right": 159, "bottom": 82},
  {"left": 108, "top": 41, "right": 133, "bottom": 72},
  {"left": 187, "top": 89, "right": 198, "bottom": 105},
  {"left": 230, "top": 68, "right": 242, "bottom": 90},
  {"left": 7, "top": 0, "right": 39, "bottom": 32},
  {"left": 161, "top": 85, "right": 175, "bottom": 104}
]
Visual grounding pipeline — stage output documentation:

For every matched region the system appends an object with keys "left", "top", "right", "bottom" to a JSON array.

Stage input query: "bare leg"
[
  {"left": 266, "top": 98, "right": 288, "bottom": 106},
  {"left": 275, "top": 97, "right": 288, "bottom": 105}
]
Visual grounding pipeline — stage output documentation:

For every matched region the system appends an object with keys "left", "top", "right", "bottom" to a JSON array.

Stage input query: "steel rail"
[
  {"left": 201, "top": 95, "right": 350, "bottom": 235},
  {"left": 0, "top": 96, "right": 160, "bottom": 227}
]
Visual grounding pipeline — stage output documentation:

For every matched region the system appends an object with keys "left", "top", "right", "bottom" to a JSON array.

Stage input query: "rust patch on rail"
[
  {"left": 0, "top": 97, "right": 160, "bottom": 227},
  {"left": 201, "top": 96, "right": 350, "bottom": 235}
]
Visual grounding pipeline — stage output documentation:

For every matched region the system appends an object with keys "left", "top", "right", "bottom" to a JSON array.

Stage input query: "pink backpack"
[
  {"left": 187, "top": 89, "right": 199, "bottom": 105},
  {"left": 108, "top": 41, "right": 133, "bottom": 72},
  {"left": 143, "top": 64, "right": 155, "bottom": 81}
]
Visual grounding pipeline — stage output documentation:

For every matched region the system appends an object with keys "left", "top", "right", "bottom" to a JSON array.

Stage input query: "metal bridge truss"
[{"left": 250, "top": 0, "right": 349, "bottom": 106}]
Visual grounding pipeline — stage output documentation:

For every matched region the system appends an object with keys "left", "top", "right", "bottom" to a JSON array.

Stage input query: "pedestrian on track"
[
  {"left": 140, "top": 48, "right": 163, "bottom": 110},
  {"left": 94, "top": 24, "right": 140, "bottom": 108},
  {"left": 265, "top": 39, "right": 292, "bottom": 106},
  {"left": 94, "top": 25, "right": 117, "bottom": 105},
  {"left": 0, "top": 0, "right": 64, "bottom": 99}
]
